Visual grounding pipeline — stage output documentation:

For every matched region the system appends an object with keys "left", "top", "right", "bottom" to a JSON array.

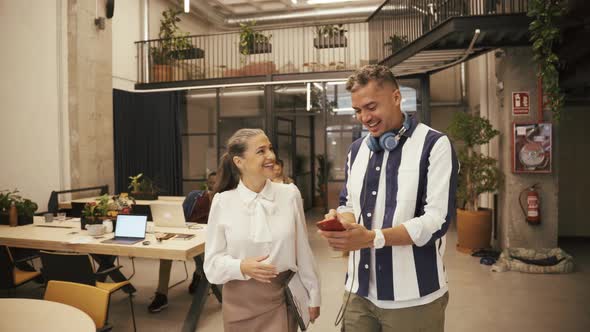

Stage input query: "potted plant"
[
  {"left": 150, "top": 8, "right": 200, "bottom": 82},
  {"left": 314, "top": 24, "right": 348, "bottom": 49},
  {"left": 384, "top": 34, "right": 408, "bottom": 54},
  {"left": 81, "top": 194, "right": 134, "bottom": 230},
  {"left": 447, "top": 112, "right": 503, "bottom": 253},
  {"left": 0, "top": 189, "right": 38, "bottom": 226},
  {"left": 314, "top": 154, "right": 333, "bottom": 207},
  {"left": 128, "top": 173, "right": 160, "bottom": 200},
  {"left": 239, "top": 21, "right": 272, "bottom": 56}
]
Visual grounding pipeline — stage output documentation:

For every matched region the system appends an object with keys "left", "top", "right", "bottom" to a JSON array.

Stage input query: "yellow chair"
[
  {"left": 40, "top": 251, "right": 136, "bottom": 331},
  {"left": 0, "top": 246, "right": 41, "bottom": 290},
  {"left": 44, "top": 280, "right": 109, "bottom": 330}
]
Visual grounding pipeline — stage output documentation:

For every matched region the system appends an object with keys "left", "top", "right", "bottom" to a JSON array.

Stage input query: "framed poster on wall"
[{"left": 512, "top": 123, "right": 552, "bottom": 173}]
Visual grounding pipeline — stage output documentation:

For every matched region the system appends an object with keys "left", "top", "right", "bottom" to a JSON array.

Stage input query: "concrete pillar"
[
  {"left": 494, "top": 47, "right": 559, "bottom": 249},
  {"left": 67, "top": 0, "right": 114, "bottom": 194}
]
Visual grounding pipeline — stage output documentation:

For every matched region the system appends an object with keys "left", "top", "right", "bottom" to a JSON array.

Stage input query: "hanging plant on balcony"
[
  {"left": 384, "top": 34, "right": 408, "bottom": 54},
  {"left": 150, "top": 8, "right": 198, "bottom": 82},
  {"left": 528, "top": 0, "right": 567, "bottom": 120},
  {"left": 314, "top": 24, "right": 348, "bottom": 49},
  {"left": 239, "top": 21, "right": 272, "bottom": 56}
]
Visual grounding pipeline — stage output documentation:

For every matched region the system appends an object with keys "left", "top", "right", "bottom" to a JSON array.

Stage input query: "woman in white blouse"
[{"left": 204, "top": 128, "right": 321, "bottom": 332}]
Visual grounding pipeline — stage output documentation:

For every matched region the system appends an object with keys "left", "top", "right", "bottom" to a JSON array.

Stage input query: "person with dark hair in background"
[
  {"left": 204, "top": 128, "right": 320, "bottom": 331},
  {"left": 271, "top": 159, "right": 294, "bottom": 184},
  {"left": 319, "top": 65, "right": 458, "bottom": 332},
  {"left": 148, "top": 172, "right": 217, "bottom": 313}
]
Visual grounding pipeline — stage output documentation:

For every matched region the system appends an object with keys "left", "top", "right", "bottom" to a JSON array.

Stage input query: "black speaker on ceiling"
[{"left": 106, "top": 0, "right": 115, "bottom": 19}]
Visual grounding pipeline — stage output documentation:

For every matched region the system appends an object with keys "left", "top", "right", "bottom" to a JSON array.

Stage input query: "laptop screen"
[{"left": 115, "top": 215, "right": 147, "bottom": 238}]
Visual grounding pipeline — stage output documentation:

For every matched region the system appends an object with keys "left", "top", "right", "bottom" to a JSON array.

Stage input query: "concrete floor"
[{"left": 4, "top": 209, "right": 590, "bottom": 331}]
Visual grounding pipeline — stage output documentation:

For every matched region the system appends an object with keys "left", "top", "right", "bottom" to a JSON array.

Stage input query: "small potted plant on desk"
[
  {"left": 81, "top": 194, "right": 135, "bottom": 230},
  {"left": 129, "top": 173, "right": 160, "bottom": 200},
  {"left": 0, "top": 189, "right": 38, "bottom": 226}
]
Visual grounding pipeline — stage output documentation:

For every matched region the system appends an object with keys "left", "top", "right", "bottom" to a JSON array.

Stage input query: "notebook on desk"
[{"left": 101, "top": 215, "right": 147, "bottom": 245}]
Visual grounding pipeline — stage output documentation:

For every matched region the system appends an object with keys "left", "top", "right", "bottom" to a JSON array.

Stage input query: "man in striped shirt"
[{"left": 320, "top": 65, "right": 458, "bottom": 332}]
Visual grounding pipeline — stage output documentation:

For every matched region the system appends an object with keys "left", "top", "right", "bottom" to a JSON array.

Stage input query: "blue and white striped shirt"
[{"left": 338, "top": 116, "right": 458, "bottom": 309}]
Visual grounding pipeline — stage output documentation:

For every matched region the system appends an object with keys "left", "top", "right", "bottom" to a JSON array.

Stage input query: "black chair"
[
  {"left": 39, "top": 251, "right": 136, "bottom": 332},
  {"left": 43, "top": 185, "right": 109, "bottom": 216},
  {"left": 0, "top": 246, "right": 41, "bottom": 290}
]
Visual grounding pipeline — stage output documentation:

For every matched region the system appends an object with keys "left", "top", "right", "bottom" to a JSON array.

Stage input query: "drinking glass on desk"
[{"left": 57, "top": 212, "right": 66, "bottom": 221}]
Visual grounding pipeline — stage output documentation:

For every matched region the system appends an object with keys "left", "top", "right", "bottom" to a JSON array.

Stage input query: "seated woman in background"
[
  {"left": 271, "top": 159, "right": 293, "bottom": 184},
  {"left": 204, "top": 128, "right": 320, "bottom": 332}
]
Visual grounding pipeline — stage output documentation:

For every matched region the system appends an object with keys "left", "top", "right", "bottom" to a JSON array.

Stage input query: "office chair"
[
  {"left": 0, "top": 246, "right": 41, "bottom": 290},
  {"left": 44, "top": 280, "right": 110, "bottom": 331},
  {"left": 39, "top": 251, "right": 137, "bottom": 332}
]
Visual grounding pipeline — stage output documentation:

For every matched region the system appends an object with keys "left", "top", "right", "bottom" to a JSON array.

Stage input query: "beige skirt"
[{"left": 222, "top": 271, "right": 297, "bottom": 332}]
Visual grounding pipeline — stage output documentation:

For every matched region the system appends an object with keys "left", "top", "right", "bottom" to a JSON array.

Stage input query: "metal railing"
[
  {"left": 368, "top": 0, "right": 530, "bottom": 63},
  {"left": 136, "top": 22, "right": 369, "bottom": 84}
]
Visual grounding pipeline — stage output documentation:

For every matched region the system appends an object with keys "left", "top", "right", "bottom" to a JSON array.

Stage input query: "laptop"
[
  {"left": 101, "top": 215, "right": 147, "bottom": 245},
  {"left": 150, "top": 203, "right": 186, "bottom": 228}
]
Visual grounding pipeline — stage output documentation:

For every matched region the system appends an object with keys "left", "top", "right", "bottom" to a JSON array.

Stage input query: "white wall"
[{"left": 0, "top": 0, "right": 67, "bottom": 210}]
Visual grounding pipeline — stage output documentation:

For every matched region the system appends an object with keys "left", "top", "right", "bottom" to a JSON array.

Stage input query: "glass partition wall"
[{"left": 180, "top": 77, "right": 422, "bottom": 209}]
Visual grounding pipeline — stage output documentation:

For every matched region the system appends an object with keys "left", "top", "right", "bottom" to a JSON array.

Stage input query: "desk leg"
[{"left": 182, "top": 255, "right": 218, "bottom": 332}]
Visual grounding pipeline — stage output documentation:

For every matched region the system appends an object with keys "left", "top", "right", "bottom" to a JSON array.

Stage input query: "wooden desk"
[
  {"left": 0, "top": 298, "right": 95, "bottom": 332},
  {"left": 0, "top": 218, "right": 204, "bottom": 261},
  {"left": 0, "top": 218, "right": 214, "bottom": 332},
  {"left": 58, "top": 195, "right": 185, "bottom": 210}
]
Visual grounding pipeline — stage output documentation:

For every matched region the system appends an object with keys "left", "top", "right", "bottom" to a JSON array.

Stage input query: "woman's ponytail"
[{"left": 214, "top": 152, "right": 240, "bottom": 194}]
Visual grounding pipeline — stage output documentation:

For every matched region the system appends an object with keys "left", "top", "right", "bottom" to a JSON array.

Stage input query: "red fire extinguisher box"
[{"left": 512, "top": 122, "right": 552, "bottom": 174}]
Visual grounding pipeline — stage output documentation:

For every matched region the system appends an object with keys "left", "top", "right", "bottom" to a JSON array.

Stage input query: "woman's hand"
[
  {"left": 240, "top": 255, "right": 278, "bottom": 283},
  {"left": 309, "top": 307, "right": 320, "bottom": 323}
]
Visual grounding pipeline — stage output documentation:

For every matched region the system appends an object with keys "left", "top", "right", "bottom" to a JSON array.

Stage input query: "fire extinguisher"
[{"left": 519, "top": 184, "right": 540, "bottom": 224}]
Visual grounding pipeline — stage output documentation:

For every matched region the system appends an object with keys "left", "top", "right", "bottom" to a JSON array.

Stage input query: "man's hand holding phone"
[{"left": 317, "top": 209, "right": 375, "bottom": 251}]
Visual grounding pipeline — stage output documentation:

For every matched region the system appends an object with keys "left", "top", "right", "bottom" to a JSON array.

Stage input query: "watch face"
[
  {"left": 374, "top": 230, "right": 385, "bottom": 248},
  {"left": 519, "top": 142, "right": 545, "bottom": 167}
]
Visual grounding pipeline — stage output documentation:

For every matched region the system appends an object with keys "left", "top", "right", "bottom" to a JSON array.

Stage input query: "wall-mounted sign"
[
  {"left": 512, "top": 122, "right": 552, "bottom": 174},
  {"left": 512, "top": 91, "right": 530, "bottom": 115}
]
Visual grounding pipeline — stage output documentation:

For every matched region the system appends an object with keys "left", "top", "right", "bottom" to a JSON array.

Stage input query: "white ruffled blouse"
[{"left": 203, "top": 179, "right": 321, "bottom": 307}]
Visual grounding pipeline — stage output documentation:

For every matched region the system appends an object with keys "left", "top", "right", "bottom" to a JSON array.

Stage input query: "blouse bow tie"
[{"left": 247, "top": 194, "right": 275, "bottom": 243}]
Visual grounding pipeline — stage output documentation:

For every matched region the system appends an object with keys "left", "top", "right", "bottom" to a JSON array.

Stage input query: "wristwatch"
[{"left": 373, "top": 229, "right": 385, "bottom": 249}]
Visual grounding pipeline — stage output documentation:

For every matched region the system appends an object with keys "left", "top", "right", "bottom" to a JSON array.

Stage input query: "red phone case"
[{"left": 316, "top": 217, "right": 345, "bottom": 231}]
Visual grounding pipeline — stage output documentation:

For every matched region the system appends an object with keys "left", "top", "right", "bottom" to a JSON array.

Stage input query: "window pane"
[
  {"left": 218, "top": 117, "right": 265, "bottom": 149},
  {"left": 220, "top": 86, "right": 265, "bottom": 117},
  {"left": 182, "top": 135, "right": 217, "bottom": 180},
  {"left": 327, "top": 131, "right": 353, "bottom": 181},
  {"left": 186, "top": 89, "right": 217, "bottom": 133}
]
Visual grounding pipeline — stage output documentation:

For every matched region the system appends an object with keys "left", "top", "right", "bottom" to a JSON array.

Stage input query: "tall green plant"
[
  {"left": 528, "top": 0, "right": 567, "bottom": 120},
  {"left": 151, "top": 8, "right": 191, "bottom": 65},
  {"left": 447, "top": 112, "right": 502, "bottom": 212}
]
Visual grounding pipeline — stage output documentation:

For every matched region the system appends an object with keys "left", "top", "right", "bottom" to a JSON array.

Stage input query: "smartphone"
[{"left": 316, "top": 217, "right": 346, "bottom": 232}]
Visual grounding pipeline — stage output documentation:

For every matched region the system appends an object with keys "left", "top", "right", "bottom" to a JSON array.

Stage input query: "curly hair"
[{"left": 345, "top": 65, "right": 399, "bottom": 92}]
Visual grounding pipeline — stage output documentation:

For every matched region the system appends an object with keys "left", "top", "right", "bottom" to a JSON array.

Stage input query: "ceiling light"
[
  {"left": 184, "top": 0, "right": 190, "bottom": 13},
  {"left": 291, "top": 0, "right": 298, "bottom": 4},
  {"left": 307, "top": 0, "right": 359, "bottom": 4}
]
